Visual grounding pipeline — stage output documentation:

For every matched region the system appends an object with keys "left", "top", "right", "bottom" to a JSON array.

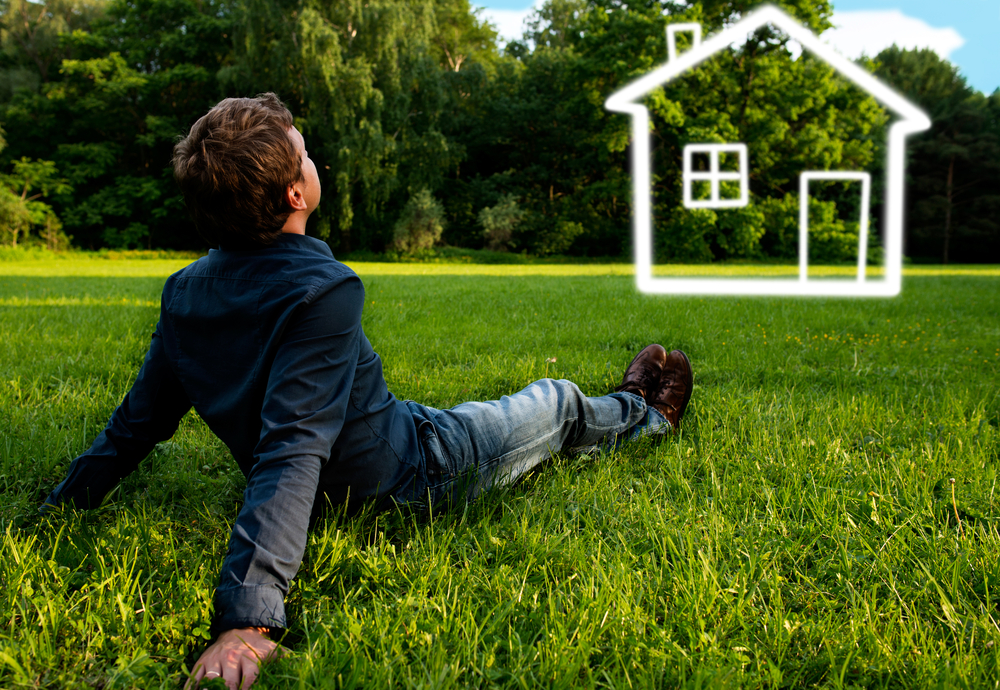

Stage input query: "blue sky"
[{"left": 476, "top": 0, "right": 999, "bottom": 94}]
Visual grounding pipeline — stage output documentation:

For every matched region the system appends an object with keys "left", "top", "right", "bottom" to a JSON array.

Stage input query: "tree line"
[{"left": 1, "top": 0, "right": 997, "bottom": 262}]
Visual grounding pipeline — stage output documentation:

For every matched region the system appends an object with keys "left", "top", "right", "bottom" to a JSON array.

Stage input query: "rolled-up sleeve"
[
  {"left": 43, "top": 324, "right": 192, "bottom": 510},
  {"left": 211, "top": 277, "right": 365, "bottom": 633}
]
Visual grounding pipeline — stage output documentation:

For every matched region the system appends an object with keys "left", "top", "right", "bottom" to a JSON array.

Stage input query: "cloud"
[
  {"left": 478, "top": 1, "right": 543, "bottom": 43},
  {"left": 825, "top": 10, "right": 965, "bottom": 60}
]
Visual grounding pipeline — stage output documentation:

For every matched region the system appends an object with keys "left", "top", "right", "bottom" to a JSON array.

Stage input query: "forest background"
[{"left": 0, "top": 0, "right": 997, "bottom": 263}]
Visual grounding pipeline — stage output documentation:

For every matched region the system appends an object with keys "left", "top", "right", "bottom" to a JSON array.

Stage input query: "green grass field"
[{"left": 1, "top": 258, "right": 999, "bottom": 688}]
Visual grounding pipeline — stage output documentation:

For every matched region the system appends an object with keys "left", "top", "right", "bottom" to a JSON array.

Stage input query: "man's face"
[{"left": 288, "top": 126, "right": 321, "bottom": 214}]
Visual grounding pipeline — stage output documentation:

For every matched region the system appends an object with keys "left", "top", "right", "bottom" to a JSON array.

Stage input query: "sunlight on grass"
[
  {"left": 1, "top": 257, "right": 999, "bottom": 688},
  {"left": 3, "top": 258, "right": 998, "bottom": 279},
  {"left": 0, "top": 259, "right": 196, "bottom": 277}
]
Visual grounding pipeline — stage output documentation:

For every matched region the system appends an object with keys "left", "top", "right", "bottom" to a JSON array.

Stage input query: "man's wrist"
[{"left": 218, "top": 625, "right": 273, "bottom": 640}]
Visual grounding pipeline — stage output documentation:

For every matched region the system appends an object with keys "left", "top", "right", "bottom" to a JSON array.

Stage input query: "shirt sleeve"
[
  {"left": 211, "top": 276, "right": 365, "bottom": 634},
  {"left": 43, "top": 323, "right": 193, "bottom": 510}
]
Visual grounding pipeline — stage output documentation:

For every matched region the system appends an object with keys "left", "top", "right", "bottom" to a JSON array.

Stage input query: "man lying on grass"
[{"left": 43, "top": 93, "right": 693, "bottom": 689}]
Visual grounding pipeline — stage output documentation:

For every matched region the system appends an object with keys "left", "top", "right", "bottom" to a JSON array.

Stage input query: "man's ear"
[{"left": 284, "top": 179, "right": 308, "bottom": 212}]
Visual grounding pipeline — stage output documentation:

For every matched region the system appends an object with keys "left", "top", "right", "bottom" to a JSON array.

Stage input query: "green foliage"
[
  {"left": 656, "top": 207, "right": 718, "bottom": 263},
  {"left": 535, "top": 219, "right": 584, "bottom": 256},
  {"left": 2, "top": 259, "right": 1000, "bottom": 686},
  {"left": 0, "top": 0, "right": 232, "bottom": 249},
  {"left": 0, "top": 183, "right": 28, "bottom": 245},
  {"left": 431, "top": 0, "right": 500, "bottom": 72},
  {"left": 0, "top": 0, "right": 996, "bottom": 262},
  {"left": 0, "top": 149, "right": 73, "bottom": 248},
  {"left": 643, "top": 24, "right": 886, "bottom": 262},
  {"left": 220, "top": 0, "right": 475, "bottom": 253},
  {"left": 390, "top": 188, "right": 445, "bottom": 255},
  {"left": 874, "top": 47, "right": 1000, "bottom": 264},
  {"left": 0, "top": 0, "right": 105, "bottom": 92},
  {"left": 805, "top": 196, "right": 860, "bottom": 264},
  {"left": 478, "top": 193, "right": 522, "bottom": 251}
]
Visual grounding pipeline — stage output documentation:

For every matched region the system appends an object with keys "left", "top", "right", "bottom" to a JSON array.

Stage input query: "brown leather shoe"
[
  {"left": 614, "top": 344, "right": 667, "bottom": 402},
  {"left": 650, "top": 349, "right": 693, "bottom": 429}
]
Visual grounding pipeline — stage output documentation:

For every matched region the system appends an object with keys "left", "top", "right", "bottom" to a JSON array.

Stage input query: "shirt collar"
[{"left": 215, "top": 233, "right": 334, "bottom": 258}]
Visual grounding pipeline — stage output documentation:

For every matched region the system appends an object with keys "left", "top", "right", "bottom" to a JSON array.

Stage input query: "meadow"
[{"left": 1, "top": 257, "right": 998, "bottom": 689}]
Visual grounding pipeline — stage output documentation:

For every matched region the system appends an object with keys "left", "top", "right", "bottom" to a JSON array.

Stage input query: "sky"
[{"left": 476, "top": 0, "right": 999, "bottom": 94}]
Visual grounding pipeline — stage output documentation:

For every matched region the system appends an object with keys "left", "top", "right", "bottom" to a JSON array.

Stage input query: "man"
[{"left": 44, "top": 94, "right": 693, "bottom": 689}]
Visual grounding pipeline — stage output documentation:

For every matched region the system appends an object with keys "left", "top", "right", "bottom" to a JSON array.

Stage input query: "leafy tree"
[
  {"left": 0, "top": 127, "right": 72, "bottom": 247},
  {"left": 0, "top": 0, "right": 993, "bottom": 265},
  {"left": 431, "top": 0, "right": 499, "bottom": 72},
  {"left": 451, "top": 0, "right": 883, "bottom": 263},
  {"left": 0, "top": 0, "right": 105, "bottom": 98},
  {"left": 222, "top": 0, "right": 473, "bottom": 253},
  {"left": 478, "top": 193, "right": 522, "bottom": 251},
  {"left": 0, "top": 182, "right": 28, "bottom": 246},
  {"left": 875, "top": 47, "right": 1000, "bottom": 263},
  {"left": 391, "top": 188, "right": 445, "bottom": 254},
  {"left": 522, "top": 0, "right": 585, "bottom": 50},
  {"left": 0, "top": 0, "right": 234, "bottom": 248}
]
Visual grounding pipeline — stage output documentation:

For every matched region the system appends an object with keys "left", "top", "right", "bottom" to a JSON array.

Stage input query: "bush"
[
  {"left": 806, "top": 197, "right": 862, "bottom": 264},
  {"left": 391, "top": 189, "right": 446, "bottom": 255},
  {"left": 654, "top": 207, "right": 717, "bottom": 264},
  {"left": 0, "top": 186, "right": 30, "bottom": 248},
  {"left": 478, "top": 194, "right": 523, "bottom": 251},
  {"left": 534, "top": 219, "right": 584, "bottom": 256}
]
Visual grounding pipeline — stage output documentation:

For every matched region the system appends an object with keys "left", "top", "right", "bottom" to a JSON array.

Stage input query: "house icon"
[{"left": 605, "top": 4, "right": 931, "bottom": 296}]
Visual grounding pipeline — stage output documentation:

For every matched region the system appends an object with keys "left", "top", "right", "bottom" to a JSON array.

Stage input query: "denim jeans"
[{"left": 405, "top": 378, "right": 670, "bottom": 506}]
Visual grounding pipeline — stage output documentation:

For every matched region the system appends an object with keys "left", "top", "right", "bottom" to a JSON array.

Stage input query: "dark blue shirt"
[{"left": 45, "top": 233, "right": 422, "bottom": 632}]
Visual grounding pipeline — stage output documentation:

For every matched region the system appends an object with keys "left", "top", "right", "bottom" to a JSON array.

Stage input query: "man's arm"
[
  {"left": 191, "top": 277, "right": 366, "bottom": 687},
  {"left": 44, "top": 323, "right": 192, "bottom": 510}
]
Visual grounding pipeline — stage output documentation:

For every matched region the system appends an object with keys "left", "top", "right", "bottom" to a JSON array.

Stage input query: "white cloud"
[
  {"left": 825, "top": 10, "right": 965, "bottom": 60},
  {"left": 477, "top": 2, "right": 543, "bottom": 44}
]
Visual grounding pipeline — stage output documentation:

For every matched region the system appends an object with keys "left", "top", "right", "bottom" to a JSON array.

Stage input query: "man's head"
[{"left": 173, "top": 93, "right": 305, "bottom": 248}]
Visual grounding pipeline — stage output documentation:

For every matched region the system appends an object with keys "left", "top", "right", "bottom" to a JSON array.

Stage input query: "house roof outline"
[{"left": 605, "top": 4, "right": 932, "bottom": 297}]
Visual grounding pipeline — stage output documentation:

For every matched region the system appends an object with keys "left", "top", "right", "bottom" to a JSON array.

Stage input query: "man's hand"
[{"left": 185, "top": 627, "right": 284, "bottom": 690}]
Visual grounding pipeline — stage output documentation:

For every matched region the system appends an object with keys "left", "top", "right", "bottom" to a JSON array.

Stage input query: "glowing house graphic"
[{"left": 605, "top": 4, "right": 931, "bottom": 296}]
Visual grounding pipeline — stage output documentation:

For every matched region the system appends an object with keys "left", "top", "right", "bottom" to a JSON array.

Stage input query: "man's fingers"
[
  {"left": 185, "top": 662, "right": 209, "bottom": 690},
  {"left": 239, "top": 654, "right": 261, "bottom": 689},
  {"left": 222, "top": 663, "right": 242, "bottom": 690},
  {"left": 186, "top": 628, "right": 280, "bottom": 689},
  {"left": 191, "top": 668, "right": 227, "bottom": 690}
]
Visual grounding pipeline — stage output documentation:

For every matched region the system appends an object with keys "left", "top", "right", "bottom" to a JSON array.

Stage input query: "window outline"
[{"left": 682, "top": 143, "right": 749, "bottom": 209}]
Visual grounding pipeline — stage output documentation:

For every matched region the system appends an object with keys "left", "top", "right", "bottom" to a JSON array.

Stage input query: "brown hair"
[{"left": 172, "top": 93, "right": 301, "bottom": 248}]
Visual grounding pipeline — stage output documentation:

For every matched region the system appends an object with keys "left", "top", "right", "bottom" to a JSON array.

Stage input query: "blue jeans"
[{"left": 405, "top": 378, "right": 670, "bottom": 506}]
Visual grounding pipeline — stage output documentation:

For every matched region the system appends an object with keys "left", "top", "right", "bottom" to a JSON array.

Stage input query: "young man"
[{"left": 44, "top": 94, "right": 693, "bottom": 689}]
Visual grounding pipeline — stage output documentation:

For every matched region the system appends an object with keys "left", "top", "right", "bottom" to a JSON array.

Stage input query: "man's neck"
[{"left": 281, "top": 217, "right": 307, "bottom": 235}]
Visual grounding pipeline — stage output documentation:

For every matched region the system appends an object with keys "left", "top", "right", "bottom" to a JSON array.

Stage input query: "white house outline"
[
  {"left": 682, "top": 143, "right": 749, "bottom": 209},
  {"left": 604, "top": 4, "right": 931, "bottom": 297}
]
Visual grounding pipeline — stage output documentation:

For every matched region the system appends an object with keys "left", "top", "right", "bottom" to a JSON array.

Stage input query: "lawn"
[{"left": 1, "top": 258, "right": 999, "bottom": 688}]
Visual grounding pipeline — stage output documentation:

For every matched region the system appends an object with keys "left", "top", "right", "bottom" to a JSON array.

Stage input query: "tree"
[
  {"left": 0, "top": 0, "right": 105, "bottom": 97},
  {"left": 0, "top": 0, "right": 235, "bottom": 249},
  {"left": 391, "top": 188, "right": 445, "bottom": 254},
  {"left": 431, "top": 0, "right": 499, "bottom": 72},
  {"left": 523, "top": 0, "right": 585, "bottom": 50},
  {"left": 875, "top": 47, "right": 1000, "bottom": 263},
  {"left": 222, "top": 0, "right": 478, "bottom": 253},
  {"left": 0, "top": 144, "right": 72, "bottom": 247},
  {"left": 478, "top": 193, "right": 522, "bottom": 251},
  {"left": 447, "top": 0, "right": 884, "bottom": 262}
]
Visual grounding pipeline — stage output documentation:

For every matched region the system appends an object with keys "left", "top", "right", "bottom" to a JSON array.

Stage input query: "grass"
[{"left": 1, "top": 258, "right": 999, "bottom": 688}]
